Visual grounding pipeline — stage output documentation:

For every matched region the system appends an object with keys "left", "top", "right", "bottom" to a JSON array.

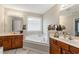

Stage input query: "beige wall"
[
  {"left": 5, "top": 9, "right": 42, "bottom": 33},
  {"left": 60, "top": 15, "right": 74, "bottom": 35},
  {"left": 0, "top": 6, "right": 42, "bottom": 33},
  {"left": 43, "top": 5, "right": 60, "bottom": 34},
  {"left": 59, "top": 13, "right": 79, "bottom": 35},
  {"left": 0, "top": 5, "right": 60, "bottom": 34},
  {"left": 4, "top": 8, "right": 24, "bottom": 33},
  {"left": 0, "top": 6, "right": 5, "bottom": 34}
]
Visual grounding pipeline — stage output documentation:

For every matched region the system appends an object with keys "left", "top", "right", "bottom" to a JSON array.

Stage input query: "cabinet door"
[
  {"left": 3, "top": 37, "right": 12, "bottom": 50},
  {"left": 50, "top": 38, "right": 61, "bottom": 54},
  {"left": 12, "top": 35, "right": 23, "bottom": 48},
  {"left": 0, "top": 37, "right": 3, "bottom": 47},
  {"left": 57, "top": 40, "right": 69, "bottom": 50},
  {"left": 62, "top": 49, "right": 71, "bottom": 54},
  {"left": 70, "top": 46, "right": 79, "bottom": 54},
  {"left": 50, "top": 44, "right": 61, "bottom": 54}
]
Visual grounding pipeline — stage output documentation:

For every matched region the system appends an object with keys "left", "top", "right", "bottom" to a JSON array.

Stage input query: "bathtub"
[{"left": 24, "top": 34, "right": 49, "bottom": 46}]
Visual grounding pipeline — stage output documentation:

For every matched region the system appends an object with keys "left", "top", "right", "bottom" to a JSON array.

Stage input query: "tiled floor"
[
  {"left": 3, "top": 47, "right": 48, "bottom": 54},
  {"left": 3, "top": 40, "right": 49, "bottom": 54},
  {"left": 3, "top": 34, "right": 49, "bottom": 54}
]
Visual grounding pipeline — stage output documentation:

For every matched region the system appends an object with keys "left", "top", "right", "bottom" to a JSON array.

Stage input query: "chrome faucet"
[{"left": 68, "top": 33, "right": 72, "bottom": 40}]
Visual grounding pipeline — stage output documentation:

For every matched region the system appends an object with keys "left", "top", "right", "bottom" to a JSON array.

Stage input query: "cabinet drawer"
[
  {"left": 57, "top": 41, "right": 69, "bottom": 50},
  {"left": 70, "top": 46, "right": 79, "bottom": 54}
]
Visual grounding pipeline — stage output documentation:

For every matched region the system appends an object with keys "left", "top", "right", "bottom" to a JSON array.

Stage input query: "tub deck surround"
[
  {"left": 0, "top": 34, "right": 23, "bottom": 51},
  {"left": 50, "top": 35, "right": 79, "bottom": 54}
]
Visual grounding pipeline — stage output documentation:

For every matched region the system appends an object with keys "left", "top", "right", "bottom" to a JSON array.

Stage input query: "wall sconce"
[{"left": 22, "top": 25, "right": 26, "bottom": 30}]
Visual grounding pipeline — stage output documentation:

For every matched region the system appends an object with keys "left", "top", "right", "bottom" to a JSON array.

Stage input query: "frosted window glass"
[{"left": 27, "top": 17, "right": 42, "bottom": 31}]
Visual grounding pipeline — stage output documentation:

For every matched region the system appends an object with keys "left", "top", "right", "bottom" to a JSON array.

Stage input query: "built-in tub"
[{"left": 24, "top": 34, "right": 49, "bottom": 46}]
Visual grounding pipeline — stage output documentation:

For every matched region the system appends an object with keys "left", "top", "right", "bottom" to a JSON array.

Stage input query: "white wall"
[{"left": 43, "top": 5, "right": 60, "bottom": 34}]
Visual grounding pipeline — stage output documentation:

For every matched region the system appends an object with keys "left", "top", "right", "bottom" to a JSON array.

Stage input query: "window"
[{"left": 27, "top": 16, "right": 42, "bottom": 32}]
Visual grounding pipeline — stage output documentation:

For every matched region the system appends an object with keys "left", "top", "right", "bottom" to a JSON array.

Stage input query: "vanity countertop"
[
  {"left": 0, "top": 33, "right": 23, "bottom": 36},
  {"left": 50, "top": 35, "right": 79, "bottom": 48}
]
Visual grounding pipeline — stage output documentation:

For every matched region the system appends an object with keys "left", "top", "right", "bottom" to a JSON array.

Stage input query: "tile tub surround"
[{"left": 50, "top": 35, "right": 79, "bottom": 48}]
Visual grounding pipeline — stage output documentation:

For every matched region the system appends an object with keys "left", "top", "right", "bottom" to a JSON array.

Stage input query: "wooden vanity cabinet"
[
  {"left": 3, "top": 36, "right": 12, "bottom": 50},
  {"left": 0, "top": 40, "right": 2, "bottom": 47},
  {"left": 12, "top": 35, "right": 23, "bottom": 49},
  {"left": 3, "top": 38, "right": 12, "bottom": 50},
  {"left": 0, "top": 35, "right": 23, "bottom": 51},
  {"left": 70, "top": 46, "right": 79, "bottom": 54},
  {"left": 57, "top": 41, "right": 69, "bottom": 50},
  {"left": 62, "top": 49, "right": 71, "bottom": 54},
  {"left": 50, "top": 38, "right": 61, "bottom": 54},
  {"left": 49, "top": 38, "right": 73, "bottom": 54},
  {"left": 50, "top": 44, "right": 61, "bottom": 54},
  {"left": 0, "top": 37, "right": 3, "bottom": 47},
  {"left": 57, "top": 40, "right": 71, "bottom": 54}
]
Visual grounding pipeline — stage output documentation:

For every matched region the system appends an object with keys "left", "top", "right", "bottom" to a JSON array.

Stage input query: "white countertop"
[
  {"left": 50, "top": 35, "right": 79, "bottom": 48},
  {"left": 0, "top": 33, "right": 23, "bottom": 36}
]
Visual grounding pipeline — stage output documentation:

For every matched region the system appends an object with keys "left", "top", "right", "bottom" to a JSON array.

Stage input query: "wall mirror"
[
  {"left": 7, "top": 16, "right": 23, "bottom": 33},
  {"left": 75, "top": 18, "right": 79, "bottom": 36}
]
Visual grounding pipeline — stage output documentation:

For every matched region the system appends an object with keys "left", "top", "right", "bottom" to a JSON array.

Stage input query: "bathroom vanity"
[
  {"left": 0, "top": 34, "right": 23, "bottom": 51},
  {"left": 49, "top": 36, "right": 79, "bottom": 54}
]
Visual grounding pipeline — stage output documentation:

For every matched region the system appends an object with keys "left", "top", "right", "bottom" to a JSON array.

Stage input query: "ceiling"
[
  {"left": 1, "top": 4, "right": 55, "bottom": 14},
  {"left": 60, "top": 4, "right": 79, "bottom": 16}
]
